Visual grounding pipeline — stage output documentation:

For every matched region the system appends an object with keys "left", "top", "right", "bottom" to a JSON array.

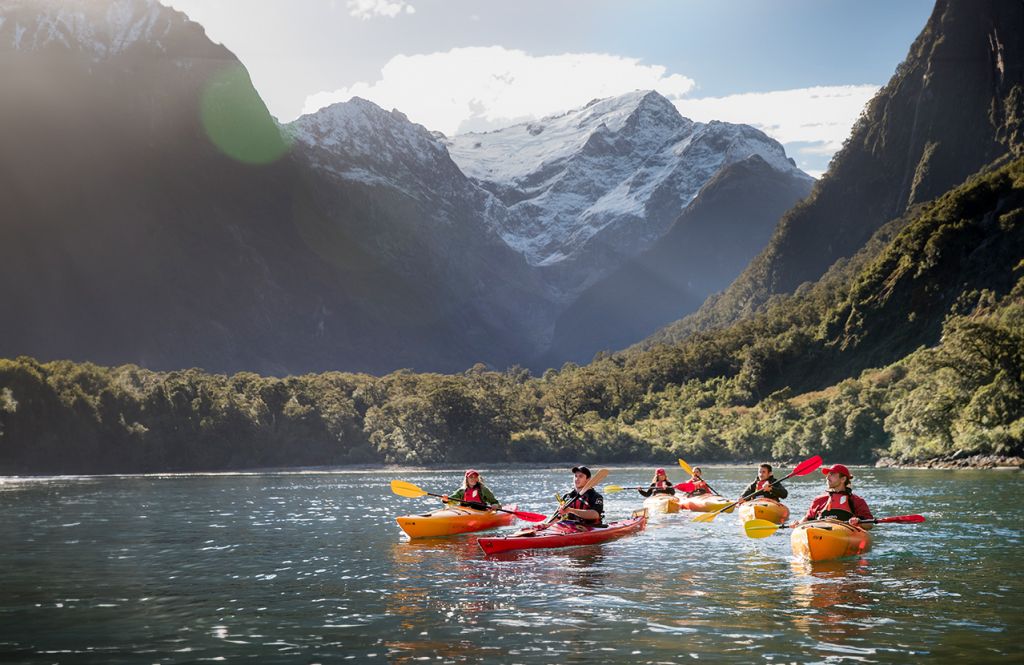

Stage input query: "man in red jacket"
[{"left": 791, "top": 464, "right": 874, "bottom": 528}]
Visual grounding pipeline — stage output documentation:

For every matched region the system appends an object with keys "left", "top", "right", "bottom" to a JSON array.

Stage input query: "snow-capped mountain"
[
  {"left": 286, "top": 97, "right": 552, "bottom": 356},
  {"left": 446, "top": 90, "right": 812, "bottom": 296},
  {"left": 1, "top": 0, "right": 815, "bottom": 373},
  {"left": 1, "top": 0, "right": 176, "bottom": 57}
]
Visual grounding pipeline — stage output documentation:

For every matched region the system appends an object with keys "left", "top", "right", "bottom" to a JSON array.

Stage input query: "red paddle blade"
[
  {"left": 790, "top": 455, "right": 823, "bottom": 477},
  {"left": 877, "top": 514, "right": 926, "bottom": 524},
  {"left": 514, "top": 510, "right": 548, "bottom": 523},
  {"left": 674, "top": 482, "right": 695, "bottom": 493}
]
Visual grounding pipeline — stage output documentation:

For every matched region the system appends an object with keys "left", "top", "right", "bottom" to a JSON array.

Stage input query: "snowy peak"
[
  {"left": 286, "top": 96, "right": 470, "bottom": 199},
  {"left": 447, "top": 89, "right": 692, "bottom": 186},
  {"left": 446, "top": 90, "right": 809, "bottom": 270},
  {"left": 289, "top": 97, "right": 448, "bottom": 163},
  {"left": 0, "top": 0, "right": 187, "bottom": 57}
]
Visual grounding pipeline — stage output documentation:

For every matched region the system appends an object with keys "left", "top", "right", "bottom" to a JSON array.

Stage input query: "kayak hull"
[
  {"left": 679, "top": 494, "right": 734, "bottom": 513},
  {"left": 397, "top": 504, "right": 517, "bottom": 538},
  {"left": 790, "top": 519, "right": 872, "bottom": 562},
  {"left": 643, "top": 494, "right": 680, "bottom": 514},
  {"left": 737, "top": 499, "right": 790, "bottom": 525},
  {"left": 478, "top": 512, "right": 647, "bottom": 555}
]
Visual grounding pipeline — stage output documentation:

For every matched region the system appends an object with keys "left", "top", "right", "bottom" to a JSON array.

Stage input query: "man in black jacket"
[{"left": 738, "top": 463, "right": 789, "bottom": 503}]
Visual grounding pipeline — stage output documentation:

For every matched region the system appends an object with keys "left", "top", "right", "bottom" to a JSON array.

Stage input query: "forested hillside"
[
  {"left": 654, "top": 0, "right": 1023, "bottom": 341},
  {"left": 2, "top": 158, "right": 1021, "bottom": 474}
]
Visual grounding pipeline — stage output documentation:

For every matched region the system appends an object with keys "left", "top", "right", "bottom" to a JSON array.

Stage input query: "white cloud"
[
  {"left": 673, "top": 85, "right": 878, "bottom": 153},
  {"left": 347, "top": 0, "right": 415, "bottom": 20},
  {"left": 301, "top": 46, "right": 695, "bottom": 135},
  {"left": 673, "top": 85, "right": 879, "bottom": 176}
]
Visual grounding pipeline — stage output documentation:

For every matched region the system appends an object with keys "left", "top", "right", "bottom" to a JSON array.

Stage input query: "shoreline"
[{"left": 874, "top": 454, "right": 1023, "bottom": 470}]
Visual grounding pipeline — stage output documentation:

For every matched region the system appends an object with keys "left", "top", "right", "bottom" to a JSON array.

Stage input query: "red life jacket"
[
  {"left": 816, "top": 491, "right": 855, "bottom": 520},
  {"left": 691, "top": 478, "right": 709, "bottom": 494},
  {"left": 463, "top": 486, "right": 482, "bottom": 505},
  {"left": 755, "top": 479, "right": 772, "bottom": 492}
]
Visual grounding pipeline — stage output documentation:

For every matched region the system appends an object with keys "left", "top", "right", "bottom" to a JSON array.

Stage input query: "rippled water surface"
[{"left": 1, "top": 466, "right": 1021, "bottom": 663}]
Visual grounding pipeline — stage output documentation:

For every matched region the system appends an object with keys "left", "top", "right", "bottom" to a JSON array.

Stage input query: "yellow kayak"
[
  {"left": 737, "top": 498, "right": 790, "bottom": 525},
  {"left": 679, "top": 494, "right": 734, "bottom": 513},
  {"left": 643, "top": 494, "right": 680, "bottom": 514},
  {"left": 790, "top": 519, "right": 872, "bottom": 562},
  {"left": 396, "top": 504, "right": 518, "bottom": 538}
]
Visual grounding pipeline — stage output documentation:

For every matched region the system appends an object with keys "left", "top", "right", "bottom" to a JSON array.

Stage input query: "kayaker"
[
  {"left": 737, "top": 463, "right": 789, "bottom": 503},
  {"left": 558, "top": 466, "right": 604, "bottom": 525},
  {"left": 681, "top": 466, "right": 711, "bottom": 497},
  {"left": 441, "top": 469, "right": 500, "bottom": 509},
  {"left": 638, "top": 468, "right": 676, "bottom": 497},
  {"left": 791, "top": 464, "right": 874, "bottom": 528}
]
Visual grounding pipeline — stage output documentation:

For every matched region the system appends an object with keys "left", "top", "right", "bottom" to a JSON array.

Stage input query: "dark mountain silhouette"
[
  {"left": 0, "top": 0, "right": 535, "bottom": 374},
  {"left": 653, "top": 0, "right": 1024, "bottom": 343},
  {"left": 0, "top": 0, "right": 816, "bottom": 375}
]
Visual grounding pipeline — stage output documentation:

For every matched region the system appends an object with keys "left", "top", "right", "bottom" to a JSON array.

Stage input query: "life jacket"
[
  {"left": 690, "top": 478, "right": 709, "bottom": 495},
  {"left": 816, "top": 490, "right": 855, "bottom": 520},
  {"left": 562, "top": 489, "right": 602, "bottom": 524},
  {"left": 755, "top": 479, "right": 773, "bottom": 492},
  {"left": 652, "top": 480, "right": 674, "bottom": 495},
  {"left": 463, "top": 486, "right": 483, "bottom": 505}
]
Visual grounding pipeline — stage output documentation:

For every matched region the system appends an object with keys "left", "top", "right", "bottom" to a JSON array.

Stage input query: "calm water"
[{"left": 1, "top": 466, "right": 1021, "bottom": 664}]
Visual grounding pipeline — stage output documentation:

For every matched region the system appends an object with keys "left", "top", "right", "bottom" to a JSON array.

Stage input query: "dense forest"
[{"left": 2, "top": 157, "right": 1021, "bottom": 474}]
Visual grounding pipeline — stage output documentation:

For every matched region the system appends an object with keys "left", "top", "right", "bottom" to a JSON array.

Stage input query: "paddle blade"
[
  {"left": 512, "top": 510, "right": 548, "bottom": 523},
  {"left": 743, "top": 519, "right": 781, "bottom": 539},
  {"left": 588, "top": 469, "right": 610, "bottom": 491},
  {"left": 604, "top": 485, "right": 625, "bottom": 493},
  {"left": 677, "top": 458, "right": 694, "bottom": 476},
  {"left": 876, "top": 514, "right": 926, "bottom": 524},
  {"left": 692, "top": 511, "right": 718, "bottom": 523},
  {"left": 789, "top": 455, "right": 823, "bottom": 477},
  {"left": 674, "top": 482, "right": 695, "bottom": 493},
  {"left": 390, "top": 479, "right": 427, "bottom": 498}
]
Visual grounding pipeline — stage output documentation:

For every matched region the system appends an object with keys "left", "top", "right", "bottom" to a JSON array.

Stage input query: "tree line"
[{"left": 1, "top": 160, "right": 1021, "bottom": 474}]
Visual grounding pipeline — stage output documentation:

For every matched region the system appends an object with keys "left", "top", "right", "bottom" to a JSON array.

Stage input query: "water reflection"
[{"left": 790, "top": 558, "right": 875, "bottom": 643}]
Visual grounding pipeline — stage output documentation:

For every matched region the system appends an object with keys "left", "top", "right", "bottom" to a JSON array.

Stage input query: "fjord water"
[{"left": 1, "top": 467, "right": 1020, "bottom": 664}]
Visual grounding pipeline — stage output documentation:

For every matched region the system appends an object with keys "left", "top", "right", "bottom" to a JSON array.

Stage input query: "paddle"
[
  {"left": 744, "top": 514, "right": 926, "bottom": 539},
  {"left": 389, "top": 479, "right": 547, "bottom": 522},
  {"left": 677, "top": 458, "right": 721, "bottom": 496},
  {"left": 544, "top": 468, "right": 610, "bottom": 525},
  {"left": 604, "top": 482, "right": 695, "bottom": 494},
  {"left": 692, "top": 455, "right": 823, "bottom": 523}
]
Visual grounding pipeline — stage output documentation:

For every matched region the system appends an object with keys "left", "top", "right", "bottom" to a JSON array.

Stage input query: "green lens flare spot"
[{"left": 200, "top": 64, "right": 291, "bottom": 165}]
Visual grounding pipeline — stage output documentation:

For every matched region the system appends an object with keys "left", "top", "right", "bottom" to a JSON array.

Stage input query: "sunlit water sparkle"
[{"left": 1, "top": 466, "right": 1020, "bottom": 663}]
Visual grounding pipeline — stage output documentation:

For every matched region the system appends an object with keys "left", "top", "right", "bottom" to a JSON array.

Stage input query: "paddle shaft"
[
  {"left": 424, "top": 491, "right": 524, "bottom": 518},
  {"left": 609, "top": 482, "right": 694, "bottom": 493},
  {"left": 751, "top": 514, "right": 925, "bottom": 534}
]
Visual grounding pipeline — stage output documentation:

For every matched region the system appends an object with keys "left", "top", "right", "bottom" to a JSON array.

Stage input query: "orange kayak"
[
  {"left": 737, "top": 498, "right": 790, "bottom": 525},
  {"left": 790, "top": 519, "right": 872, "bottom": 562},
  {"left": 396, "top": 504, "right": 518, "bottom": 538},
  {"left": 678, "top": 494, "right": 734, "bottom": 513}
]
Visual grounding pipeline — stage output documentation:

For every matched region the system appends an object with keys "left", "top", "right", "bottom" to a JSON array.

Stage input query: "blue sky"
[{"left": 165, "top": 0, "right": 934, "bottom": 176}]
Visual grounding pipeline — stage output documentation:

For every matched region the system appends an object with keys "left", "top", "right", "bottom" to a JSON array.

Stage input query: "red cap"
[
  {"left": 465, "top": 469, "right": 479, "bottom": 477},
  {"left": 822, "top": 464, "right": 852, "bottom": 479},
  {"left": 656, "top": 468, "right": 666, "bottom": 475}
]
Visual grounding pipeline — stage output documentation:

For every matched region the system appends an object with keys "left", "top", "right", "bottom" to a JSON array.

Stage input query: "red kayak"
[{"left": 478, "top": 510, "right": 647, "bottom": 555}]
